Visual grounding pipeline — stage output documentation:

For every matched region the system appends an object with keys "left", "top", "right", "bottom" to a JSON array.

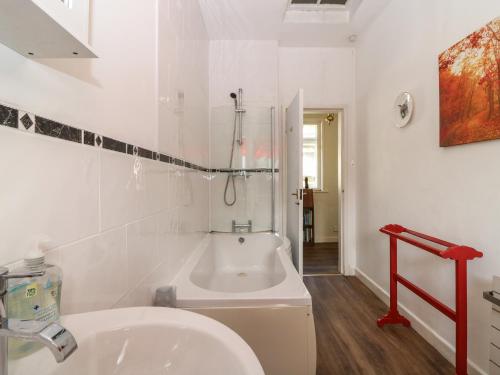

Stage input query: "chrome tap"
[
  {"left": 232, "top": 220, "right": 252, "bottom": 233},
  {"left": 0, "top": 266, "right": 77, "bottom": 375}
]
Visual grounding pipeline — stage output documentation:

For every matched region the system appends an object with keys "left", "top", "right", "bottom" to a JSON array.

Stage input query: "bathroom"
[{"left": 0, "top": 0, "right": 499, "bottom": 374}]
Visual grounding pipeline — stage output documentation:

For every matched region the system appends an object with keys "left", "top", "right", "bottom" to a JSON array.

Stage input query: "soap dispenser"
[{"left": 6, "top": 244, "right": 63, "bottom": 359}]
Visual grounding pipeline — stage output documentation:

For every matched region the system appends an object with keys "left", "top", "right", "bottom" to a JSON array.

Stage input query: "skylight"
[
  {"left": 290, "top": 0, "right": 348, "bottom": 5},
  {"left": 285, "top": 0, "right": 352, "bottom": 24}
]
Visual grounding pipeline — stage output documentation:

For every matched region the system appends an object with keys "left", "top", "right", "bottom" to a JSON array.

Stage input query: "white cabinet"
[
  {"left": 0, "top": 0, "right": 97, "bottom": 58},
  {"left": 485, "top": 277, "right": 500, "bottom": 374}
]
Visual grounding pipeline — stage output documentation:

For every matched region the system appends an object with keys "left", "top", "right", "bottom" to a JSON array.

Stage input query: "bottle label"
[{"left": 25, "top": 283, "right": 38, "bottom": 299}]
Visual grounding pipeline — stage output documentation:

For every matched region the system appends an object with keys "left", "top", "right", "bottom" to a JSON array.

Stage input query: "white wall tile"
[
  {"left": 126, "top": 216, "right": 159, "bottom": 289},
  {"left": 100, "top": 151, "right": 169, "bottom": 230},
  {"left": 184, "top": 170, "right": 210, "bottom": 233},
  {"left": 210, "top": 105, "right": 273, "bottom": 169},
  {"left": 210, "top": 172, "right": 272, "bottom": 232},
  {"left": 100, "top": 150, "right": 143, "bottom": 230},
  {"left": 57, "top": 228, "right": 127, "bottom": 314},
  {"left": 144, "top": 159, "right": 170, "bottom": 215},
  {"left": 157, "top": 208, "right": 197, "bottom": 283},
  {"left": 0, "top": 0, "right": 211, "bottom": 320},
  {"left": 0, "top": 128, "right": 99, "bottom": 265}
]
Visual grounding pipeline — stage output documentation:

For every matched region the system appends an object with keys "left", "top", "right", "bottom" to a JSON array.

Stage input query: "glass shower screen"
[{"left": 210, "top": 105, "right": 275, "bottom": 233}]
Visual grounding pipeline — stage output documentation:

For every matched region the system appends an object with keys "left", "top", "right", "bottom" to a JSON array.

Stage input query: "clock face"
[{"left": 393, "top": 92, "right": 414, "bottom": 128}]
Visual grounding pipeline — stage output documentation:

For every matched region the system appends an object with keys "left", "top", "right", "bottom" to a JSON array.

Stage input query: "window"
[{"left": 303, "top": 123, "right": 322, "bottom": 190}]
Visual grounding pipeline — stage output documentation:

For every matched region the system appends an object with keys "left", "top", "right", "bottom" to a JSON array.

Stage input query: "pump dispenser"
[{"left": 6, "top": 243, "right": 62, "bottom": 359}]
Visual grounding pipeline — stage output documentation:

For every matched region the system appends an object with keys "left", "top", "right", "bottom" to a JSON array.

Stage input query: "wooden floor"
[
  {"left": 305, "top": 276, "right": 455, "bottom": 375},
  {"left": 304, "top": 242, "right": 339, "bottom": 275}
]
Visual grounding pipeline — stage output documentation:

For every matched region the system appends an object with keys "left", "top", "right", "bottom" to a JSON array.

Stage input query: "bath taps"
[
  {"left": 232, "top": 220, "right": 252, "bottom": 233},
  {"left": 0, "top": 267, "right": 78, "bottom": 375}
]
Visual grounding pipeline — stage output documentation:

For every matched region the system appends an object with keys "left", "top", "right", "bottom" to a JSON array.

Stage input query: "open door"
[{"left": 286, "top": 90, "right": 304, "bottom": 276}]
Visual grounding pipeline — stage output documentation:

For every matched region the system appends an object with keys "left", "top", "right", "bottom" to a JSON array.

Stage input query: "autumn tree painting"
[{"left": 439, "top": 18, "right": 500, "bottom": 147}]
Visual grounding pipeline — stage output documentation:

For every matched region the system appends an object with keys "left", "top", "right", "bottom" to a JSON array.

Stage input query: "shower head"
[{"left": 230, "top": 92, "right": 238, "bottom": 108}]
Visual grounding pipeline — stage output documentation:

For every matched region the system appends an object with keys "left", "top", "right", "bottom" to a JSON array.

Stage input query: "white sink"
[{"left": 9, "top": 307, "right": 264, "bottom": 375}]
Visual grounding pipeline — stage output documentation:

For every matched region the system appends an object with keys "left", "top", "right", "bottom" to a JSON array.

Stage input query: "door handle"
[{"left": 292, "top": 189, "right": 303, "bottom": 200}]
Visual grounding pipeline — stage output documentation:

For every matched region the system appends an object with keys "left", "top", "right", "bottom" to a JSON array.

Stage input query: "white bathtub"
[
  {"left": 170, "top": 233, "right": 316, "bottom": 375},
  {"left": 173, "top": 233, "right": 311, "bottom": 307}
]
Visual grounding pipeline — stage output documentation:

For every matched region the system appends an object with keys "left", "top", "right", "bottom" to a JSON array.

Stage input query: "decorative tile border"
[
  {"left": 0, "top": 103, "right": 279, "bottom": 175},
  {"left": 0, "top": 104, "right": 18, "bottom": 128},
  {"left": 211, "top": 168, "right": 279, "bottom": 173},
  {"left": 0, "top": 103, "right": 209, "bottom": 172},
  {"left": 35, "top": 116, "right": 82, "bottom": 143}
]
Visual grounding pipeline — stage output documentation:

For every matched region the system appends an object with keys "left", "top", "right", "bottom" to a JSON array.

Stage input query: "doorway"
[{"left": 302, "top": 110, "right": 342, "bottom": 276}]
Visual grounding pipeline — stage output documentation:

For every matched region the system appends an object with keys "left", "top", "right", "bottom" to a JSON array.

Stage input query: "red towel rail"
[{"left": 377, "top": 224, "right": 483, "bottom": 375}]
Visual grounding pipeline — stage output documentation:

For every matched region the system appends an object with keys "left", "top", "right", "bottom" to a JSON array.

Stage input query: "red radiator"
[{"left": 377, "top": 224, "right": 483, "bottom": 375}]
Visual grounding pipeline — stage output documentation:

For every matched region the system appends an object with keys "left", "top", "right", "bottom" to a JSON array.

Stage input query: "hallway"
[
  {"left": 304, "top": 276, "right": 455, "bottom": 375},
  {"left": 304, "top": 243, "right": 339, "bottom": 275}
]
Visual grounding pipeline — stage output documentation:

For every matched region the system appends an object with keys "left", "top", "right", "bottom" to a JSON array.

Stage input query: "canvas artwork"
[{"left": 439, "top": 17, "right": 500, "bottom": 147}]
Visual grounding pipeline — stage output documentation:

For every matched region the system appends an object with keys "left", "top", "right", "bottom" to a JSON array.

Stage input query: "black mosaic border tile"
[
  {"left": 0, "top": 104, "right": 18, "bottom": 129},
  {"left": 83, "top": 131, "right": 95, "bottom": 146},
  {"left": 35, "top": 116, "right": 82, "bottom": 143},
  {"left": 0, "top": 102, "right": 282, "bottom": 175},
  {"left": 160, "top": 154, "right": 172, "bottom": 163},
  {"left": 173, "top": 158, "right": 184, "bottom": 167},
  {"left": 103, "top": 137, "right": 127, "bottom": 153},
  {"left": 20, "top": 113, "right": 34, "bottom": 130},
  {"left": 138, "top": 147, "right": 153, "bottom": 159},
  {"left": 210, "top": 168, "right": 279, "bottom": 173}
]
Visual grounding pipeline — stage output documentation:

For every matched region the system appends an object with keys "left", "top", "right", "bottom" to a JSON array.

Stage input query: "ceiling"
[{"left": 198, "top": 0, "right": 392, "bottom": 46}]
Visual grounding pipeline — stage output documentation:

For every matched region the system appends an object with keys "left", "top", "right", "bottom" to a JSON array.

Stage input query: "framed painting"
[{"left": 439, "top": 18, "right": 500, "bottom": 147}]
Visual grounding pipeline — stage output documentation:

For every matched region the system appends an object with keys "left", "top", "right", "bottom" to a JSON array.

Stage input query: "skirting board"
[{"left": 354, "top": 267, "right": 486, "bottom": 375}]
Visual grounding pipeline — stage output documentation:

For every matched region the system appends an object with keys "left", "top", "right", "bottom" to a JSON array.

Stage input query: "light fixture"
[{"left": 325, "top": 113, "right": 335, "bottom": 125}]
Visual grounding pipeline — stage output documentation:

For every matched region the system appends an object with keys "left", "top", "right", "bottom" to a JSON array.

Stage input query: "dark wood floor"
[
  {"left": 305, "top": 276, "right": 455, "bottom": 375},
  {"left": 304, "top": 242, "right": 339, "bottom": 275}
]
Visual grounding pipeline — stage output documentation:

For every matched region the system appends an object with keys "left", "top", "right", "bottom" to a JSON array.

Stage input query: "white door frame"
[{"left": 281, "top": 105, "right": 352, "bottom": 276}]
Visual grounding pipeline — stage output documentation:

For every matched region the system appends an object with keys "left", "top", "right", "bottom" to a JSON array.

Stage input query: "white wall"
[
  {"left": 279, "top": 47, "right": 357, "bottom": 273},
  {"left": 279, "top": 47, "right": 355, "bottom": 109},
  {"left": 0, "top": 0, "right": 158, "bottom": 150},
  {"left": 0, "top": 0, "right": 210, "bottom": 314},
  {"left": 355, "top": 0, "right": 500, "bottom": 372}
]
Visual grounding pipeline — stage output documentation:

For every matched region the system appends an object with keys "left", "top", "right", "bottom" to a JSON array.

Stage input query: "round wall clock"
[{"left": 393, "top": 92, "right": 414, "bottom": 128}]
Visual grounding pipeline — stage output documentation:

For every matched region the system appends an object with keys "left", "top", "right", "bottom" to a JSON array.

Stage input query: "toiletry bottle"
[{"left": 6, "top": 245, "right": 62, "bottom": 359}]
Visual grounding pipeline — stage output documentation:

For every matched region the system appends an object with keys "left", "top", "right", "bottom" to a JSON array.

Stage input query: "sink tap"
[{"left": 0, "top": 266, "right": 78, "bottom": 375}]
